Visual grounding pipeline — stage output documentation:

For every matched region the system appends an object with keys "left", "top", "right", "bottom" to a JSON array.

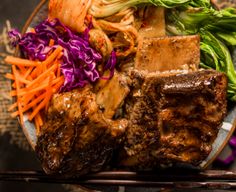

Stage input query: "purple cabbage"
[
  {"left": 8, "top": 19, "right": 115, "bottom": 92},
  {"left": 8, "top": 29, "right": 21, "bottom": 47},
  {"left": 216, "top": 136, "right": 236, "bottom": 165},
  {"left": 102, "top": 50, "right": 117, "bottom": 79}
]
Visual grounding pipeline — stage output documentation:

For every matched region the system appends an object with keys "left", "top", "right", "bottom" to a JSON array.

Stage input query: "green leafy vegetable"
[
  {"left": 89, "top": 0, "right": 192, "bottom": 18},
  {"left": 216, "top": 32, "right": 236, "bottom": 46},
  {"left": 200, "top": 30, "right": 236, "bottom": 101},
  {"left": 189, "top": 0, "right": 211, "bottom": 8},
  {"left": 166, "top": 3, "right": 236, "bottom": 101},
  {"left": 167, "top": 7, "right": 236, "bottom": 34}
]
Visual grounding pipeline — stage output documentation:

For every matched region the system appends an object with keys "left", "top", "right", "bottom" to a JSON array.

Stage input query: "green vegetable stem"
[
  {"left": 89, "top": 0, "right": 192, "bottom": 18},
  {"left": 166, "top": 2, "right": 236, "bottom": 101}
]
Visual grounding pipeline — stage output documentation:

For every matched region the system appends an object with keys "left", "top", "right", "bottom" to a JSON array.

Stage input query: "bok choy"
[
  {"left": 166, "top": 2, "right": 236, "bottom": 101},
  {"left": 89, "top": 0, "right": 192, "bottom": 18}
]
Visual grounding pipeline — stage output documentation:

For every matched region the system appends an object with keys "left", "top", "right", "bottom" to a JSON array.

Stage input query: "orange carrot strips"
[
  {"left": 12, "top": 65, "right": 24, "bottom": 125},
  {"left": 11, "top": 93, "right": 46, "bottom": 117},
  {"left": 30, "top": 28, "right": 36, "bottom": 33},
  {"left": 42, "top": 46, "right": 63, "bottom": 67},
  {"left": 49, "top": 39, "right": 55, "bottom": 46},
  {"left": 28, "top": 73, "right": 54, "bottom": 121},
  {"left": 10, "top": 76, "right": 63, "bottom": 97},
  {"left": 26, "top": 64, "right": 57, "bottom": 88},
  {"left": 5, "top": 73, "right": 31, "bottom": 84},
  {"left": 8, "top": 102, "right": 18, "bottom": 112},
  {"left": 5, "top": 73, "right": 14, "bottom": 80},
  {"left": 5, "top": 56, "right": 41, "bottom": 67},
  {"left": 4, "top": 45, "right": 64, "bottom": 133}
]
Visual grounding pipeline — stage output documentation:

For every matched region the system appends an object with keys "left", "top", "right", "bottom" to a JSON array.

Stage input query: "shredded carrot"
[
  {"left": 42, "top": 46, "right": 63, "bottom": 67},
  {"left": 8, "top": 102, "right": 18, "bottom": 112},
  {"left": 58, "top": 52, "right": 63, "bottom": 60},
  {"left": 26, "top": 64, "right": 57, "bottom": 88},
  {"left": 30, "top": 28, "right": 36, "bottom": 33},
  {"left": 11, "top": 93, "right": 46, "bottom": 117},
  {"left": 5, "top": 73, "right": 14, "bottom": 80},
  {"left": 5, "top": 73, "right": 31, "bottom": 84},
  {"left": 28, "top": 73, "right": 54, "bottom": 121},
  {"left": 5, "top": 56, "right": 41, "bottom": 67},
  {"left": 12, "top": 65, "right": 24, "bottom": 125},
  {"left": 24, "top": 67, "right": 34, "bottom": 79},
  {"left": 37, "top": 113, "right": 43, "bottom": 127},
  {"left": 49, "top": 39, "right": 55, "bottom": 46},
  {"left": 10, "top": 76, "right": 64, "bottom": 97},
  {"left": 28, "top": 89, "right": 53, "bottom": 121},
  {"left": 4, "top": 46, "right": 64, "bottom": 134},
  {"left": 11, "top": 67, "right": 34, "bottom": 88}
]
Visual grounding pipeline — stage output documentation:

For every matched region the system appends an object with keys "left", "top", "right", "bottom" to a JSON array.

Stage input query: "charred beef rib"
[
  {"left": 35, "top": 86, "right": 127, "bottom": 175},
  {"left": 120, "top": 69, "right": 227, "bottom": 168},
  {"left": 35, "top": 69, "right": 227, "bottom": 174}
]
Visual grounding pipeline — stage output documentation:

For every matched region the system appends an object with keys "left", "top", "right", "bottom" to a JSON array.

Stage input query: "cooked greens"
[
  {"left": 166, "top": 2, "right": 236, "bottom": 101},
  {"left": 89, "top": 0, "right": 192, "bottom": 18}
]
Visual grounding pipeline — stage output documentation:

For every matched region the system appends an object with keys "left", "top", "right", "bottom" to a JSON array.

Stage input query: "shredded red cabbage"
[
  {"left": 216, "top": 136, "right": 236, "bottom": 165},
  {"left": 102, "top": 50, "right": 117, "bottom": 79},
  {"left": 229, "top": 136, "right": 236, "bottom": 148},
  {"left": 104, "top": 50, "right": 116, "bottom": 78},
  {"left": 8, "top": 19, "right": 117, "bottom": 92}
]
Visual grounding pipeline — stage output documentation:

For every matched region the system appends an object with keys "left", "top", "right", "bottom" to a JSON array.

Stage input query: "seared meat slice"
[
  {"left": 96, "top": 71, "right": 130, "bottom": 119},
  {"left": 35, "top": 86, "right": 127, "bottom": 175},
  {"left": 120, "top": 70, "right": 227, "bottom": 168},
  {"left": 135, "top": 35, "right": 200, "bottom": 72}
]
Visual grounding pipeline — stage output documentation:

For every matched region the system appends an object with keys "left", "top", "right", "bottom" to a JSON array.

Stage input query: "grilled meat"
[
  {"left": 135, "top": 35, "right": 200, "bottom": 72},
  {"left": 35, "top": 86, "right": 127, "bottom": 175},
  {"left": 96, "top": 71, "right": 130, "bottom": 119},
  {"left": 35, "top": 69, "right": 227, "bottom": 174},
  {"left": 120, "top": 69, "right": 227, "bottom": 168}
]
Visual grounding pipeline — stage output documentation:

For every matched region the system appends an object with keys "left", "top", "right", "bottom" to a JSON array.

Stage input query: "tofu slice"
[
  {"left": 138, "top": 6, "right": 166, "bottom": 38},
  {"left": 96, "top": 71, "right": 130, "bottom": 119},
  {"left": 135, "top": 35, "right": 200, "bottom": 72}
]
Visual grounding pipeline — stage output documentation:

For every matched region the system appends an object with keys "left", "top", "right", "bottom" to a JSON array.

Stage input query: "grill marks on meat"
[
  {"left": 121, "top": 70, "right": 227, "bottom": 168},
  {"left": 36, "top": 87, "right": 127, "bottom": 175},
  {"left": 35, "top": 69, "right": 227, "bottom": 174},
  {"left": 155, "top": 70, "right": 227, "bottom": 164}
]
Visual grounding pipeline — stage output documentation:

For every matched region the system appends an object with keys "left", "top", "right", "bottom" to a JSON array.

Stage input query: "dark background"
[{"left": 0, "top": 0, "right": 66, "bottom": 191}]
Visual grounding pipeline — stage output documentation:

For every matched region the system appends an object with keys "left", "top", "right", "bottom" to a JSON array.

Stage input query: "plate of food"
[{"left": 4, "top": 0, "right": 236, "bottom": 176}]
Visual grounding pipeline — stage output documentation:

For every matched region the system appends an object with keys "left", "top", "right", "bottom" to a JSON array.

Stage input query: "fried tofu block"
[{"left": 135, "top": 35, "right": 200, "bottom": 72}]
